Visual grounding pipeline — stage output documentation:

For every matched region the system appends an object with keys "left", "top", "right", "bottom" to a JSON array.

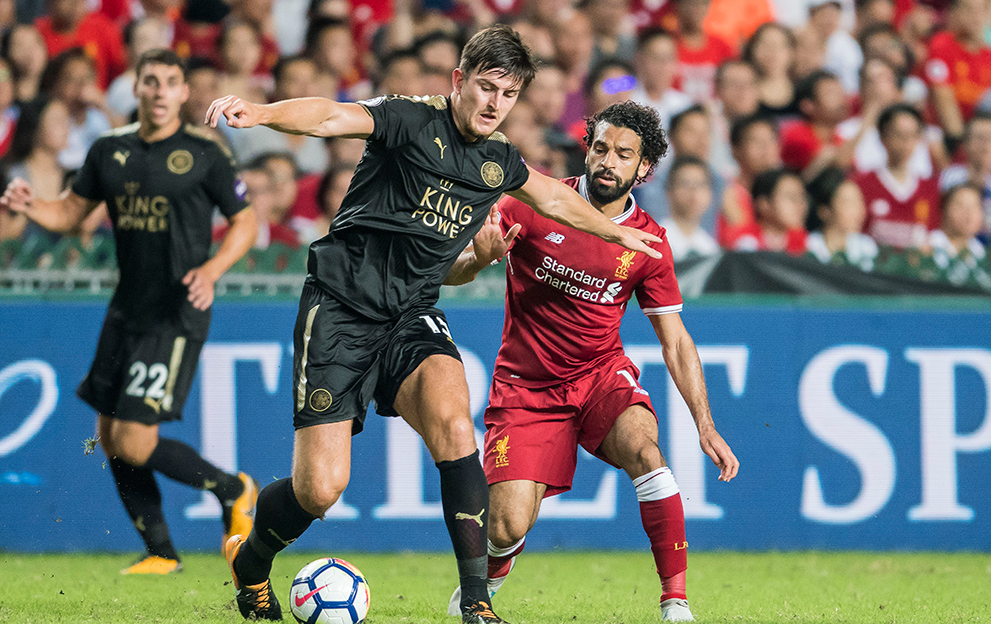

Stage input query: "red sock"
[
  {"left": 487, "top": 538, "right": 525, "bottom": 580},
  {"left": 639, "top": 494, "right": 688, "bottom": 601}
]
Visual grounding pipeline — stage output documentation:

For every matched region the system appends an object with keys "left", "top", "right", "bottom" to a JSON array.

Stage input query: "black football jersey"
[
  {"left": 308, "top": 95, "right": 530, "bottom": 320},
  {"left": 72, "top": 123, "right": 248, "bottom": 339}
]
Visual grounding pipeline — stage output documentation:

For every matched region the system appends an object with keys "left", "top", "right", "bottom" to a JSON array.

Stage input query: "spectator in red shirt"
[
  {"left": 925, "top": 0, "right": 991, "bottom": 146},
  {"left": 854, "top": 103, "right": 941, "bottom": 248},
  {"left": 721, "top": 113, "right": 781, "bottom": 244},
  {"left": 674, "top": 0, "right": 736, "bottom": 102},
  {"left": 727, "top": 167, "right": 809, "bottom": 253},
  {"left": 779, "top": 69, "right": 851, "bottom": 176},
  {"left": 214, "top": 166, "right": 299, "bottom": 250},
  {"left": 35, "top": 0, "right": 127, "bottom": 89}
]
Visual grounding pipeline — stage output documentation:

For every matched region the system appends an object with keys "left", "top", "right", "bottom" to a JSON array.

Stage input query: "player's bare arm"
[
  {"left": 650, "top": 312, "right": 740, "bottom": 482},
  {"left": 0, "top": 178, "right": 100, "bottom": 233},
  {"left": 507, "top": 166, "right": 663, "bottom": 259},
  {"left": 205, "top": 95, "right": 375, "bottom": 139},
  {"left": 183, "top": 206, "right": 257, "bottom": 311},
  {"left": 444, "top": 204, "right": 521, "bottom": 285}
]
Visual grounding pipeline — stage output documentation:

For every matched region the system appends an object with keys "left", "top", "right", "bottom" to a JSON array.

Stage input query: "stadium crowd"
[{"left": 1, "top": 0, "right": 991, "bottom": 291}]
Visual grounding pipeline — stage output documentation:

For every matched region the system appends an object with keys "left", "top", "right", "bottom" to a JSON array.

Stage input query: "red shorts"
[{"left": 482, "top": 354, "right": 655, "bottom": 496}]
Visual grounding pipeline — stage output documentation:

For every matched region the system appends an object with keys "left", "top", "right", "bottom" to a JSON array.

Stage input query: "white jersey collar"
[{"left": 578, "top": 175, "right": 637, "bottom": 224}]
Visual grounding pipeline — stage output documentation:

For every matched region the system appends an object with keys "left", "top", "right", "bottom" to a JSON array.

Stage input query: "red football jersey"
[
  {"left": 924, "top": 31, "right": 991, "bottom": 120},
  {"left": 676, "top": 34, "right": 736, "bottom": 102},
  {"left": 780, "top": 120, "right": 842, "bottom": 172},
  {"left": 854, "top": 169, "right": 940, "bottom": 248},
  {"left": 492, "top": 176, "right": 683, "bottom": 387}
]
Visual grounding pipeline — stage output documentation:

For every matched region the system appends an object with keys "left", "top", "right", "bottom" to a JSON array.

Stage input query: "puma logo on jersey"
[
  {"left": 434, "top": 137, "right": 447, "bottom": 159},
  {"left": 455, "top": 509, "right": 485, "bottom": 527},
  {"left": 545, "top": 232, "right": 565, "bottom": 244},
  {"left": 114, "top": 150, "right": 130, "bottom": 166}
]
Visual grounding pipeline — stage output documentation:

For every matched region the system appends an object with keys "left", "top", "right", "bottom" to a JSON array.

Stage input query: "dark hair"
[
  {"left": 940, "top": 182, "right": 983, "bottom": 215},
  {"left": 185, "top": 55, "right": 216, "bottom": 75},
  {"left": 250, "top": 151, "right": 299, "bottom": 177},
  {"left": 805, "top": 166, "right": 849, "bottom": 230},
  {"left": 459, "top": 24, "right": 538, "bottom": 89},
  {"left": 669, "top": 104, "right": 707, "bottom": 138},
  {"left": 583, "top": 57, "right": 635, "bottom": 97},
  {"left": 752, "top": 167, "right": 802, "bottom": 202},
  {"left": 39, "top": 47, "right": 92, "bottom": 95},
  {"left": 714, "top": 59, "right": 756, "bottom": 90},
  {"left": 795, "top": 69, "right": 839, "bottom": 109},
  {"left": 380, "top": 48, "right": 422, "bottom": 74},
  {"left": 730, "top": 113, "right": 777, "bottom": 148},
  {"left": 666, "top": 155, "right": 712, "bottom": 191},
  {"left": 135, "top": 48, "right": 187, "bottom": 81},
  {"left": 857, "top": 23, "right": 914, "bottom": 71},
  {"left": 855, "top": 0, "right": 894, "bottom": 9},
  {"left": 5, "top": 97, "right": 58, "bottom": 163},
  {"left": 305, "top": 17, "right": 350, "bottom": 55},
  {"left": 876, "top": 102, "right": 923, "bottom": 137},
  {"left": 218, "top": 19, "right": 260, "bottom": 52},
  {"left": 742, "top": 23, "right": 796, "bottom": 74},
  {"left": 636, "top": 26, "right": 676, "bottom": 52},
  {"left": 583, "top": 101, "right": 668, "bottom": 184},
  {"left": 272, "top": 54, "right": 315, "bottom": 84},
  {"left": 415, "top": 30, "right": 464, "bottom": 58}
]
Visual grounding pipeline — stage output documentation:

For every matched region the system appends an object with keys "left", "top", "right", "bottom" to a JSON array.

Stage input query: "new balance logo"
[{"left": 545, "top": 232, "right": 565, "bottom": 244}]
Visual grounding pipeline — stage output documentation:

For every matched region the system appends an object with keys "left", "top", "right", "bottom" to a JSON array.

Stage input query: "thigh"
[
  {"left": 577, "top": 355, "right": 657, "bottom": 466},
  {"left": 293, "top": 283, "right": 388, "bottom": 435},
  {"left": 483, "top": 379, "right": 580, "bottom": 497},
  {"left": 597, "top": 404, "right": 666, "bottom": 479},
  {"left": 393, "top": 353, "right": 475, "bottom": 462}
]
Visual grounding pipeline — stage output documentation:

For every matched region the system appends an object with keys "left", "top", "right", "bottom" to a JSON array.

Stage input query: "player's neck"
[
  {"left": 589, "top": 194, "right": 629, "bottom": 219},
  {"left": 139, "top": 117, "right": 182, "bottom": 143}
]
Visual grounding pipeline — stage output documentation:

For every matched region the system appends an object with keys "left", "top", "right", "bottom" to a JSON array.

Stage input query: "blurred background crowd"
[{"left": 2, "top": 0, "right": 991, "bottom": 291}]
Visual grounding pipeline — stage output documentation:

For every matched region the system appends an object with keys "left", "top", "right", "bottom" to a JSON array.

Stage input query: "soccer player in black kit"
[
  {"left": 206, "top": 25, "right": 662, "bottom": 623},
  {"left": 1, "top": 50, "right": 260, "bottom": 575}
]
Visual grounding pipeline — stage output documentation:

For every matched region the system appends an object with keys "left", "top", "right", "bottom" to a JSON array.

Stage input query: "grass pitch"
[{"left": 0, "top": 551, "right": 987, "bottom": 623}]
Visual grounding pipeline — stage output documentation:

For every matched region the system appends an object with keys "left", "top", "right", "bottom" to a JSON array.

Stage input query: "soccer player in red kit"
[{"left": 445, "top": 101, "right": 739, "bottom": 623}]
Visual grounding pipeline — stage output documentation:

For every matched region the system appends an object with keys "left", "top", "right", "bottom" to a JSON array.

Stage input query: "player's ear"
[
  {"left": 452, "top": 67, "right": 464, "bottom": 95},
  {"left": 636, "top": 157, "right": 650, "bottom": 181}
]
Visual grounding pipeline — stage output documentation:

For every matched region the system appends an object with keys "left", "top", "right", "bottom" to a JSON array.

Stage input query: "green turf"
[{"left": 0, "top": 551, "right": 987, "bottom": 623}]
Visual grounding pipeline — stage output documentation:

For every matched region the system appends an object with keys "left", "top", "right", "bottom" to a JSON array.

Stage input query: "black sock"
[
  {"left": 235, "top": 478, "right": 317, "bottom": 586},
  {"left": 108, "top": 457, "right": 179, "bottom": 561},
  {"left": 144, "top": 438, "right": 243, "bottom": 503},
  {"left": 437, "top": 450, "right": 489, "bottom": 607}
]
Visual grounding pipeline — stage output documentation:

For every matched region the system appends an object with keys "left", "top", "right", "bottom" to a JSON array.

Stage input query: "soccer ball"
[{"left": 289, "top": 557, "right": 370, "bottom": 624}]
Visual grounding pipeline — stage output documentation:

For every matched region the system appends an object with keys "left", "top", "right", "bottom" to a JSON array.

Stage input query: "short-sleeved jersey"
[
  {"left": 854, "top": 169, "right": 940, "bottom": 249},
  {"left": 307, "top": 95, "right": 530, "bottom": 320},
  {"left": 675, "top": 34, "right": 736, "bottom": 102},
  {"left": 492, "top": 176, "right": 683, "bottom": 387},
  {"left": 925, "top": 31, "right": 991, "bottom": 120},
  {"left": 72, "top": 123, "right": 248, "bottom": 339}
]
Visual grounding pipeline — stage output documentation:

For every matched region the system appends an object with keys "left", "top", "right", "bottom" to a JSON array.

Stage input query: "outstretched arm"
[
  {"left": 205, "top": 96, "right": 375, "bottom": 139},
  {"left": 507, "top": 166, "right": 663, "bottom": 259},
  {"left": 183, "top": 206, "right": 257, "bottom": 311},
  {"left": 650, "top": 312, "right": 740, "bottom": 482},
  {"left": 0, "top": 178, "right": 100, "bottom": 233}
]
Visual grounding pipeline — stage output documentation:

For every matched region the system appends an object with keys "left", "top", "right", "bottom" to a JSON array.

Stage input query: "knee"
[
  {"left": 620, "top": 441, "right": 664, "bottom": 478},
  {"left": 425, "top": 413, "right": 476, "bottom": 461},
  {"left": 488, "top": 508, "right": 531, "bottom": 549},
  {"left": 293, "top": 471, "right": 349, "bottom": 517}
]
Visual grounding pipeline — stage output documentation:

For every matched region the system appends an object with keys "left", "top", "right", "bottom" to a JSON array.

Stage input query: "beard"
[{"left": 586, "top": 169, "right": 636, "bottom": 205}]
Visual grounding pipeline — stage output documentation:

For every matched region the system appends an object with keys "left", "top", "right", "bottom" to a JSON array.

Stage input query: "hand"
[
  {"left": 182, "top": 266, "right": 218, "bottom": 311},
  {"left": 699, "top": 427, "right": 739, "bottom": 482},
  {"left": 205, "top": 95, "right": 265, "bottom": 129},
  {"left": 614, "top": 225, "right": 663, "bottom": 259},
  {"left": 0, "top": 178, "right": 34, "bottom": 215},
  {"left": 472, "top": 204, "right": 521, "bottom": 265}
]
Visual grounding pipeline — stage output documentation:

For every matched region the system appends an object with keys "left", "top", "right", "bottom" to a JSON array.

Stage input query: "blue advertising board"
[{"left": 1, "top": 298, "right": 990, "bottom": 552}]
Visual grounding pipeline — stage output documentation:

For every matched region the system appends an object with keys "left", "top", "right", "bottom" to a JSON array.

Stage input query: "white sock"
[{"left": 633, "top": 467, "right": 679, "bottom": 502}]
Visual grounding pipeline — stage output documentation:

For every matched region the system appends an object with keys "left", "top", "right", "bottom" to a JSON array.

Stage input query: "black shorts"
[
  {"left": 292, "top": 282, "right": 462, "bottom": 434},
  {"left": 76, "top": 315, "right": 204, "bottom": 425}
]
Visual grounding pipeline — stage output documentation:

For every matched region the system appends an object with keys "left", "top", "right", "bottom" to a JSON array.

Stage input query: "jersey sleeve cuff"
[{"left": 642, "top": 303, "right": 683, "bottom": 316}]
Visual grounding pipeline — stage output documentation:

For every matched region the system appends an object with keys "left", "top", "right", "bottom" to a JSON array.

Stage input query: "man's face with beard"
[{"left": 585, "top": 121, "right": 650, "bottom": 207}]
